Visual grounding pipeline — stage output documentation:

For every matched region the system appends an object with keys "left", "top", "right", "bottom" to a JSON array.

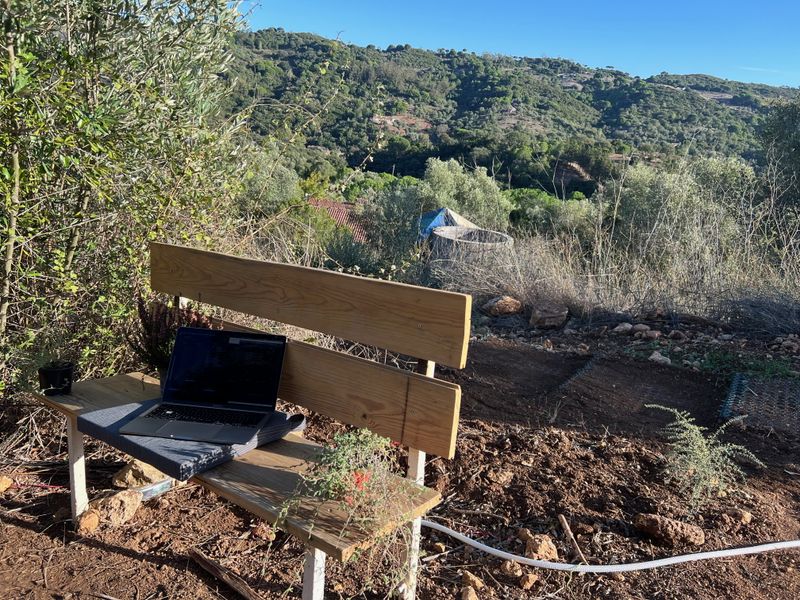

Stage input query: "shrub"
[{"left": 646, "top": 405, "right": 764, "bottom": 509}]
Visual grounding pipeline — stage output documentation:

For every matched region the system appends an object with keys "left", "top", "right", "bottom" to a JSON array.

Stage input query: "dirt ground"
[{"left": 2, "top": 325, "right": 800, "bottom": 599}]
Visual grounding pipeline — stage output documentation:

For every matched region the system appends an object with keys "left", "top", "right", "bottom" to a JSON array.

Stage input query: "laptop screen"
[{"left": 163, "top": 327, "right": 286, "bottom": 409}]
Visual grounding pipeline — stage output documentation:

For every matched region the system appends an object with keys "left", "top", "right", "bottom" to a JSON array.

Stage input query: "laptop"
[{"left": 120, "top": 327, "right": 287, "bottom": 445}]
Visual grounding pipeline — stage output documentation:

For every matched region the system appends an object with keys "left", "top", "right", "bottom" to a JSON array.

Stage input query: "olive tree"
[{"left": 0, "top": 1, "right": 243, "bottom": 390}]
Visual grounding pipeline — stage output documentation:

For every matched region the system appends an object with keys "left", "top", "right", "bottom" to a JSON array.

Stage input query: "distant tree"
[{"left": 762, "top": 99, "right": 800, "bottom": 203}]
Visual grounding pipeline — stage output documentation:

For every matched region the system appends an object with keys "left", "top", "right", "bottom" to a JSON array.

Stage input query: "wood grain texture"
[
  {"left": 33, "top": 372, "right": 159, "bottom": 416},
  {"left": 150, "top": 243, "right": 471, "bottom": 368},
  {"left": 37, "top": 362, "right": 461, "bottom": 459},
  {"left": 195, "top": 433, "right": 440, "bottom": 561},
  {"left": 36, "top": 376, "right": 440, "bottom": 561},
  {"left": 282, "top": 341, "right": 460, "bottom": 458}
]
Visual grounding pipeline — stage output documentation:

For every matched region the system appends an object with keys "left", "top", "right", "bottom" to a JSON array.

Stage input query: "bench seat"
[{"left": 34, "top": 373, "right": 441, "bottom": 561}]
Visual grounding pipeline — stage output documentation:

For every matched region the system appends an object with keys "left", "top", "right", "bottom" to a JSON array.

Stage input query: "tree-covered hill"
[{"left": 226, "top": 28, "right": 799, "bottom": 183}]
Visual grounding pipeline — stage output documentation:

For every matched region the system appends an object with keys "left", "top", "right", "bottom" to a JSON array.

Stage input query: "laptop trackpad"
[{"left": 156, "top": 421, "right": 223, "bottom": 441}]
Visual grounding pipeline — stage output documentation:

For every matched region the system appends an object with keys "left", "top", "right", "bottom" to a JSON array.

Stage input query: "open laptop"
[{"left": 120, "top": 327, "right": 287, "bottom": 445}]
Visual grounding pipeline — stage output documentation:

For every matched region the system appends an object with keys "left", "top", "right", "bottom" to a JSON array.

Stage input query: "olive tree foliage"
[
  {"left": 418, "top": 158, "right": 512, "bottom": 231},
  {"left": 0, "top": 1, "right": 243, "bottom": 391},
  {"left": 762, "top": 98, "right": 800, "bottom": 204},
  {"left": 359, "top": 158, "right": 511, "bottom": 265}
]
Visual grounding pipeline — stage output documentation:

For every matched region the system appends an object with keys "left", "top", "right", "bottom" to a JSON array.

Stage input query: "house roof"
[{"left": 308, "top": 199, "right": 368, "bottom": 243}]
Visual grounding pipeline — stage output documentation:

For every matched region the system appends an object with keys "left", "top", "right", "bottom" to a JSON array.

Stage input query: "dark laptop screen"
[{"left": 163, "top": 327, "right": 286, "bottom": 409}]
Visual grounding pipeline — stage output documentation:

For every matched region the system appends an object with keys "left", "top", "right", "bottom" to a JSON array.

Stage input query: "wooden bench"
[{"left": 33, "top": 242, "right": 471, "bottom": 599}]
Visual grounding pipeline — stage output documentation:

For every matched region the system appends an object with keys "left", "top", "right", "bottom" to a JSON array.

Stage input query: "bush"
[{"left": 646, "top": 405, "right": 763, "bottom": 509}]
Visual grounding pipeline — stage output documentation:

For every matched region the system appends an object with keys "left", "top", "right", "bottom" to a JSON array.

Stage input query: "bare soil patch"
[{"left": 2, "top": 335, "right": 799, "bottom": 599}]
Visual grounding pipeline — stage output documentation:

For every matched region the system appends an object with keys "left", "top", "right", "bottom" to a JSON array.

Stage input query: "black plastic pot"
[{"left": 37, "top": 361, "right": 75, "bottom": 396}]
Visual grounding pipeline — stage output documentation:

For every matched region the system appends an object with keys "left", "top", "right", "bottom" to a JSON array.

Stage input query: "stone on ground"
[
  {"left": 462, "top": 570, "right": 485, "bottom": 590},
  {"left": 632, "top": 323, "right": 651, "bottom": 333},
  {"left": 0, "top": 475, "right": 13, "bottom": 494},
  {"left": 524, "top": 533, "right": 559, "bottom": 561},
  {"left": 112, "top": 459, "right": 169, "bottom": 489},
  {"left": 529, "top": 302, "right": 569, "bottom": 329},
  {"left": 90, "top": 489, "right": 143, "bottom": 527},
  {"left": 633, "top": 513, "right": 705, "bottom": 546},
  {"left": 76, "top": 509, "right": 101, "bottom": 535},
  {"left": 461, "top": 586, "right": 479, "bottom": 600},
  {"left": 612, "top": 322, "right": 633, "bottom": 334},
  {"left": 649, "top": 351, "right": 671, "bottom": 366},
  {"left": 724, "top": 508, "right": 753, "bottom": 524},
  {"left": 481, "top": 295, "right": 523, "bottom": 316},
  {"left": 500, "top": 559, "right": 523, "bottom": 577},
  {"left": 519, "top": 573, "right": 539, "bottom": 590}
]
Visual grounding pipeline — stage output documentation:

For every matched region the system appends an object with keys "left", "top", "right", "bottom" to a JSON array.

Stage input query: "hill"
[{"left": 226, "top": 28, "right": 799, "bottom": 184}]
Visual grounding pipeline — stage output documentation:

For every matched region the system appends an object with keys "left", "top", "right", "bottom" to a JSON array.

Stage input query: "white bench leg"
[
  {"left": 400, "top": 448, "right": 426, "bottom": 600},
  {"left": 302, "top": 547, "right": 326, "bottom": 600},
  {"left": 67, "top": 416, "right": 89, "bottom": 520}
]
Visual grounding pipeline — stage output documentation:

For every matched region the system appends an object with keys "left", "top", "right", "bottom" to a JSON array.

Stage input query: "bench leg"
[
  {"left": 302, "top": 547, "right": 326, "bottom": 600},
  {"left": 400, "top": 448, "right": 426, "bottom": 600},
  {"left": 67, "top": 416, "right": 89, "bottom": 520}
]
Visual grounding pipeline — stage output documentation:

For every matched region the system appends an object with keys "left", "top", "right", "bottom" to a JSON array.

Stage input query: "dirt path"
[{"left": 1, "top": 337, "right": 799, "bottom": 599}]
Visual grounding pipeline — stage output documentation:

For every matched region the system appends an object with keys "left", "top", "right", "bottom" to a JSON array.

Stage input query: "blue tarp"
[{"left": 418, "top": 208, "right": 477, "bottom": 241}]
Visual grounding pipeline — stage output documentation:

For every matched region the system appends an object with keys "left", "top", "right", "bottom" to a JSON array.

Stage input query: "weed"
[
  {"left": 646, "top": 404, "right": 764, "bottom": 509},
  {"left": 275, "top": 428, "right": 414, "bottom": 597},
  {"left": 301, "top": 429, "right": 397, "bottom": 525}
]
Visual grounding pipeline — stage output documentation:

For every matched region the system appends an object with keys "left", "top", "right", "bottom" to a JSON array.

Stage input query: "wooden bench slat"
[
  {"left": 282, "top": 341, "right": 460, "bottom": 458},
  {"left": 196, "top": 433, "right": 440, "bottom": 561},
  {"left": 211, "top": 320, "right": 460, "bottom": 458},
  {"left": 36, "top": 375, "right": 440, "bottom": 562},
  {"left": 150, "top": 242, "right": 472, "bottom": 369}
]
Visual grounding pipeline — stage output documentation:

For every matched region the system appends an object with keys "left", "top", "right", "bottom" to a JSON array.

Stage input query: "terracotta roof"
[{"left": 308, "top": 199, "right": 368, "bottom": 243}]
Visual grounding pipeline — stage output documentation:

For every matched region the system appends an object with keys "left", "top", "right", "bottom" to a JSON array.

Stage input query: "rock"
[
  {"left": 461, "top": 587, "right": 479, "bottom": 600},
  {"left": 649, "top": 351, "right": 671, "bottom": 366},
  {"left": 487, "top": 470, "right": 514, "bottom": 485},
  {"left": 462, "top": 570, "right": 485, "bottom": 590},
  {"left": 113, "top": 460, "right": 169, "bottom": 489},
  {"left": 529, "top": 303, "right": 569, "bottom": 329},
  {"left": 90, "top": 489, "right": 143, "bottom": 527},
  {"left": 251, "top": 521, "right": 276, "bottom": 541},
  {"left": 525, "top": 534, "right": 559, "bottom": 561},
  {"left": 724, "top": 508, "right": 753, "bottom": 525},
  {"left": 612, "top": 322, "right": 633, "bottom": 334},
  {"left": 632, "top": 324, "right": 651, "bottom": 333},
  {"left": 633, "top": 513, "right": 705, "bottom": 546},
  {"left": 76, "top": 509, "right": 101, "bottom": 535},
  {"left": 481, "top": 296, "right": 523, "bottom": 316},
  {"left": 519, "top": 573, "right": 539, "bottom": 590},
  {"left": 718, "top": 334, "right": 734, "bottom": 341},
  {"left": 501, "top": 560, "right": 523, "bottom": 577},
  {"left": 643, "top": 330, "right": 662, "bottom": 340},
  {"left": 0, "top": 475, "right": 13, "bottom": 494},
  {"left": 668, "top": 330, "right": 687, "bottom": 341},
  {"left": 432, "top": 542, "right": 447, "bottom": 553},
  {"left": 517, "top": 527, "right": 534, "bottom": 542},
  {"left": 781, "top": 340, "right": 800, "bottom": 353}
]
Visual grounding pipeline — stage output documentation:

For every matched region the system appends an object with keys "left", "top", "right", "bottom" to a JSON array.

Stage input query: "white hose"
[{"left": 421, "top": 519, "right": 800, "bottom": 573}]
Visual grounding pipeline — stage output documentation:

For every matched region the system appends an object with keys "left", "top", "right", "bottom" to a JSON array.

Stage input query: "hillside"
[{"left": 226, "top": 28, "right": 799, "bottom": 182}]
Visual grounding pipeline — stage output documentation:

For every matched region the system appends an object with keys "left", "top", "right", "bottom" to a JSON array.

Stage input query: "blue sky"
[{"left": 242, "top": 0, "right": 800, "bottom": 87}]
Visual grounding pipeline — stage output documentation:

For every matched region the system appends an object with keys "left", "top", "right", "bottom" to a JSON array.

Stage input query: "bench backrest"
[{"left": 150, "top": 242, "right": 471, "bottom": 458}]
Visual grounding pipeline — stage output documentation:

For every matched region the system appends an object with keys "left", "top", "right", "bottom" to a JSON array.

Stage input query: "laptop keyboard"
[{"left": 148, "top": 404, "right": 265, "bottom": 427}]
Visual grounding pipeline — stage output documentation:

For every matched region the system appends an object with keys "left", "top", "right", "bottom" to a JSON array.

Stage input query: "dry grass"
[{"left": 434, "top": 164, "right": 800, "bottom": 333}]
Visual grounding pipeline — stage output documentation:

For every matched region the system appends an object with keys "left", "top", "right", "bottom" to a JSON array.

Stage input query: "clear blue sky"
[{"left": 242, "top": 0, "right": 800, "bottom": 87}]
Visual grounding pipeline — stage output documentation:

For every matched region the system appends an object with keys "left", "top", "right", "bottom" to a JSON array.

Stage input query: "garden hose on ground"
[{"left": 421, "top": 519, "right": 800, "bottom": 573}]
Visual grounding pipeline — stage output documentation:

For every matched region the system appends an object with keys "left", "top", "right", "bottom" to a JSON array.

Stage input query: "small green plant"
[
  {"left": 646, "top": 404, "right": 764, "bottom": 509},
  {"left": 301, "top": 429, "right": 397, "bottom": 525}
]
